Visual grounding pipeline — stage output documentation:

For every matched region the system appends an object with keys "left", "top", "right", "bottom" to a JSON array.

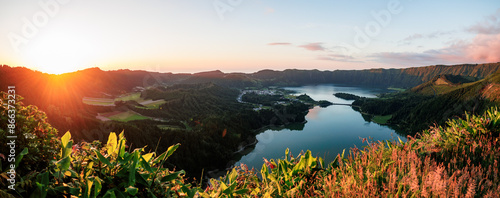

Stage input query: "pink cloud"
[
  {"left": 318, "top": 54, "right": 362, "bottom": 63},
  {"left": 299, "top": 42, "right": 325, "bottom": 51},
  {"left": 373, "top": 33, "right": 500, "bottom": 66},
  {"left": 464, "top": 34, "right": 500, "bottom": 62},
  {"left": 467, "top": 9, "right": 500, "bottom": 34}
]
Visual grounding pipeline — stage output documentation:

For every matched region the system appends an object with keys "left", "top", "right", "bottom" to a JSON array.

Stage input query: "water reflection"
[{"left": 234, "top": 85, "right": 407, "bottom": 170}]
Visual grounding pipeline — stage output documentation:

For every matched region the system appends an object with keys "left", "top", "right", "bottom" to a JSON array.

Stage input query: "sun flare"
[{"left": 22, "top": 30, "right": 97, "bottom": 74}]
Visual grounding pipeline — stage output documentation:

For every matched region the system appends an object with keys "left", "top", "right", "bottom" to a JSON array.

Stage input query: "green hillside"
[
  {"left": 410, "top": 74, "right": 478, "bottom": 96},
  {"left": 2, "top": 92, "right": 499, "bottom": 197},
  {"left": 354, "top": 71, "right": 500, "bottom": 134}
]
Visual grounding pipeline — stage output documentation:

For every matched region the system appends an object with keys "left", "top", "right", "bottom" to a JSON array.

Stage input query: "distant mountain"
[
  {"left": 353, "top": 70, "right": 500, "bottom": 133},
  {"left": 248, "top": 63, "right": 500, "bottom": 88}
]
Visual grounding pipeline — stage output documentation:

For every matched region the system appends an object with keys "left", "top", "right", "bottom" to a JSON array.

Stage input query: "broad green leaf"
[
  {"left": 140, "top": 156, "right": 153, "bottom": 173},
  {"left": 85, "top": 178, "right": 94, "bottom": 198},
  {"left": 154, "top": 143, "right": 180, "bottom": 164},
  {"left": 160, "top": 170, "right": 185, "bottom": 183},
  {"left": 118, "top": 131, "right": 126, "bottom": 157},
  {"left": 128, "top": 152, "right": 138, "bottom": 186},
  {"left": 94, "top": 177, "right": 102, "bottom": 197},
  {"left": 219, "top": 181, "right": 228, "bottom": 192},
  {"left": 102, "top": 190, "right": 116, "bottom": 198},
  {"left": 142, "top": 153, "right": 154, "bottom": 163},
  {"left": 61, "top": 131, "right": 71, "bottom": 148},
  {"left": 107, "top": 132, "right": 117, "bottom": 156},
  {"left": 56, "top": 156, "right": 71, "bottom": 172},
  {"left": 119, "top": 130, "right": 125, "bottom": 140},
  {"left": 261, "top": 163, "right": 268, "bottom": 181},
  {"left": 135, "top": 172, "right": 150, "bottom": 186},
  {"left": 125, "top": 186, "right": 138, "bottom": 196},
  {"left": 95, "top": 150, "right": 112, "bottom": 166},
  {"left": 227, "top": 168, "right": 238, "bottom": 183},
  {"left": 14, "top": 148, "right": 28, "bottom": 169}
]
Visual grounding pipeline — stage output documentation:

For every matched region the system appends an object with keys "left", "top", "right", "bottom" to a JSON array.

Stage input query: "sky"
[{"left": 0, "top": 0, "right": 499, "bottom": 74}]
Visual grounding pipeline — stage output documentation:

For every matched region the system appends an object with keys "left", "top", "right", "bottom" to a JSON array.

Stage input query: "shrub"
[{"left": 0, "top": 92, "right": 59, "bottom": 182}]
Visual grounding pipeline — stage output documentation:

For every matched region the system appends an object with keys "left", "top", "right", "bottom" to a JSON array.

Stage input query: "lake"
[{"left": 234, "top": 84, "right": 406, "bottom": 170}]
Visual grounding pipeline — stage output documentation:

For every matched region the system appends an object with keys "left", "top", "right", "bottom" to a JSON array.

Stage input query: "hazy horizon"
[{"left": 1, "top": 0, "right": 499, "bottom": 74}]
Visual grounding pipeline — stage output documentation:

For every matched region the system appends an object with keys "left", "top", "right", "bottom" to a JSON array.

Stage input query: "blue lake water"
[{"left": 234, "top": 84, "right": 406, "bottom": 170}]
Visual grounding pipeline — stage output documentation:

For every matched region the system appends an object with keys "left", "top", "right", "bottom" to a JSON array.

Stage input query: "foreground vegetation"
[{"left": 2, "top": 91, "right": 500, "bottom": 197}]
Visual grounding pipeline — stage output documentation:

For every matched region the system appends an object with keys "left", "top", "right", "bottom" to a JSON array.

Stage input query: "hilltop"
[{"left": 353, "top": 71, "right": 500, "bottom": 133}]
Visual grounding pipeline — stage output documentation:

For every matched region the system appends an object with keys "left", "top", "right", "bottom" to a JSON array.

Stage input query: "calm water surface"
[{"left": 235, "top": 84, "right": 406, "bottom": 170}]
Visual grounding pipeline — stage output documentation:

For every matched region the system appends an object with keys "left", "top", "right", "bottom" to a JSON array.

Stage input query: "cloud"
[
  {"left": 373, "top": 33, "right": 500, "bottom": 66},
  {"left": 267, "top": 42, "right": 291, "bottom": 46},
  {"left": 318, "top": 54, "right": 363, "bottom": 63},
  {"left": 399, "top": 31, "right": 455, "bottom": 45},
  {"left": 298, "top": 42, "right": 325, "bottom": 51},
  {"left": 402, "top": 34, "right": 424, "bottom": 41},
  {"left": 465, "top": 34, "right": 500, "bottom": 62},
  {"left": 467, "top": 9, "right": 500, "bottom": 34}
]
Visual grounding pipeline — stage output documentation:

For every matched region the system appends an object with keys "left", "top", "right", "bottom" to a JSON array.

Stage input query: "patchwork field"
[
  {"left": 106, "top": 110, "right": 150, "bottom": 122},
  {"left": 115, "top": 92, "right": 143, "bottom": 102},
  {"left": 138, "top": 99, "right": 167, "bottom": 109},
  {"left": 82, "top": 97, "right": 115, "bottom": 106}
]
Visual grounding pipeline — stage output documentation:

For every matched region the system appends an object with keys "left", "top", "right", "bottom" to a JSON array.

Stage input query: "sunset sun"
[{"left": 22, "top": 30, "right": 97, "bottom": 74}]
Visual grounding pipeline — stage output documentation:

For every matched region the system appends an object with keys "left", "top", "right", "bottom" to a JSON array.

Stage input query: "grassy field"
[
  {"left": 372, "top": 114, "right": 392, "bottom": 124},
  {"left": 143, "top": 100, "right": 167, "bottom": 109},
  {"left": 107, "top": 110, "right": 149, "bottom": 122},
  {"left": 387, "top": 87, "right": 406, "bottom": 92},
  {"left": 115, "top": 92, "right": 143, "bottom": 102},
  {"left": 82, "top": 97, "right": 115, "bottom": 106}
]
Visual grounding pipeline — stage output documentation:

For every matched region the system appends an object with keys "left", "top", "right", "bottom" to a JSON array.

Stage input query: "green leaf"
[
  {"left": 85, "top": 178, "right": 94, "bottom": 198},
  {"left": 154, "top": 143, "right": 180, "bottom": 164},
  {"left": 160, "top": 170, "right": 185, "bottom": 183},
  {"left": 135, "top": 172, "right": 150, "bottom": 186},
  {"left": 140, "top": 156, "right": 153, "bottom": 173},
  {"left": 128, "top": 152, "right": 138, "bottom": 186},
  {"left": 60, "top": 132, "right": 73, "bottom": 158},
  {"left": 102, "top": 190, "right": 116, "bottom": 198},
  {"left": 261, "top": 163, "right": 269, "bottom": 182},
  {"left": 56, "top": 156, "right": 71, "bottom": 172},
  {"left": 234, "top": 189, "right": 249, "bottom": 195},
  {"left": 14, "top": 148, "right": 28, "bottom": 169},
  {"left": 94, "top": 177, "right": 102, "bottom": 197},
  {"left": 95, "top": 150, "right": 112, "bottom": 166},
  {"left": 125, "top": 186, "right": 138, "bottom": 196},
  {"left": 118, "top": 131, "right": 126, "bottom": 158},
  {"left": 107, "top": 132, "right": 117, "bottom": 156},
  {"left": 142, "top": 153, "right": 154, "bottom": 163},
  {"left": 61, "top": 131, "right": 71, "bottom": 148},
  {"left": 37, "top": 172, "right": 49, "bottom": 198},
  {"left": 227, "top": 168, "right": 238, "bottom": 183},
  {"left": 285, "top": 148, "right": 289, "bottom": 161},
  {"left": 219, "top": 181, "right": 228, "bottom": 192}
]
